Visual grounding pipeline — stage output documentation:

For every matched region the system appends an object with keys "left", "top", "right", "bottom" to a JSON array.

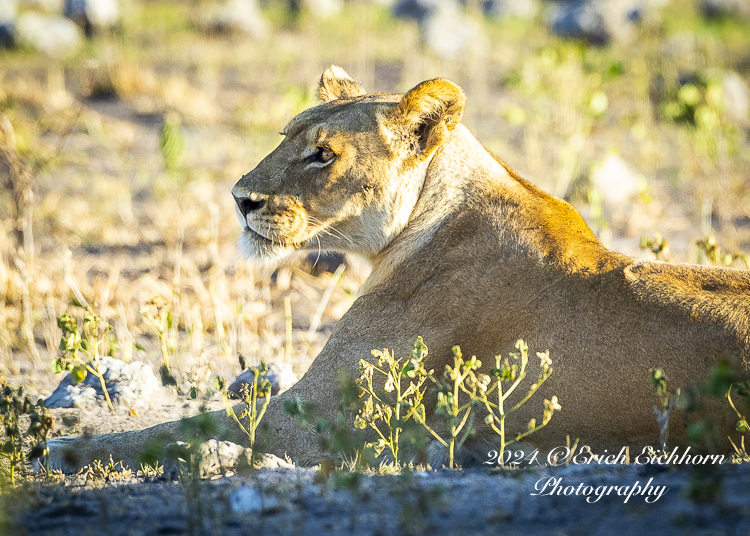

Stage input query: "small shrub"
[
  {"left": 0, "top": 378, "right": 53, "bottom": 485},
  {"left": 678, "top": 360, "right": 750, "bottom": 501},
  {"left": 649, "top": 368, "right": 682, "bottom": 451},
  {"left": 639, "top": 234, "right": 670, "bottom": 261},
  {"left": 140, "top": 296, "right": 177, "bottom": 385},
  {"left": 356, "top": 337, "right": 559, "bottom": 469},
  {"left": 55, "top": 307, "right": 118, "bottom": 413},
  {"left": 660, "top": 72, "right": 725, "bottom": 128},
  {"left": 355, "top": 338, "right": 431, "bottom": 468},
  {"left": 77, "top": 455, "right": 132, "bottom": 483},
  {"left": 390, "top": 468, "right": 444, "bottom": 536},
  {"left": 416, "top": 344, "right": 480, "bottom": 469},
  {"left": 696, "top": 235, "right": 749, "bottom": 269},
  {"left": 158, "top": 111, "right": 184, "bottom": 173},
  {"left": 219, "top": 361, "right": 271, "bottom": 462},
  {"left": 726, "top": 383, "right": 749, "bottom": 462},
  {"left": 472, "top": 340, "right": 559, "bottom": 465}
]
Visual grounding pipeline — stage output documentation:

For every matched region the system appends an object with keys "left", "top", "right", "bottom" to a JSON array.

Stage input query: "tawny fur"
[{"left": 47, "top": 66, "right": 750, "bottom": 472}]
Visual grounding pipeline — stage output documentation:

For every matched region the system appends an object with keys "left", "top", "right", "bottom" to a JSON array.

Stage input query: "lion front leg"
[
  {"left": 44, "top": 417, "right": 195, "bottom": 473},
  {"left": 45, "top": 391, "right": 324, "bottom": 473}
]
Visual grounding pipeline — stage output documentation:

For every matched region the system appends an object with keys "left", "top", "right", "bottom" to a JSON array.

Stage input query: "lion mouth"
[{"left": 243, "top": 225, "right": 274, "bottom": 244}]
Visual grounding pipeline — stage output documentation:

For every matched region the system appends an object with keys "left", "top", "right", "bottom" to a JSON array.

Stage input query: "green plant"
[
  {"left": 418, "top": 345, "right": 480, "bottom": 469},
  {"left": 696, "top": 235, "right": 749, "bottom": 269},
  {"left": 472, "top": 340, "right": 559, "bottom": 466},
  {"left": 140, "top": 296, "right": 178, "bottom": 385},
  {"left": 390, "top": 468, "right": 445, "bottom": 536},
  {"left": 726, "top": 383, "right": 749, "bottom": 462},
  {"left": 660, "top": 73, "right": 724, "bottom": 127},
  {"left": 682, "top": 360, "right": 750, "bottom": 501},
  {"left": 355, "top": 338, "right": 432, "bottom": 468},
  {"left": 219, "top": 361, "right": 271, "bottom": 462},
  {"left": 639, "top": 234, "right": 670, "bottom": 261},
  {"left": 649, "top": 368, "right": 683, "bottom": 452},
  {"left": 284, "top": 371, "right": 375, "bottom": 534},
  {"left": 138, "top": 461, "right": 164, "bottom": 482},
  {"left": 0, "top": 378, "right": 53, "bottom": 485},
  {"left": 77, "top": 455, "right": 132, "bottom": 483},
  {"left": 172, "top": 408, "right": 220, "bottom": 536},
  {"left": 158, "top": 111, "right": 184, "bottom": 173},
  {"left": 55, "top": 307, "right": 117, "bottom": 413},
  {"left": 355, "top": 338, "right": 559, "bottom": 469}
]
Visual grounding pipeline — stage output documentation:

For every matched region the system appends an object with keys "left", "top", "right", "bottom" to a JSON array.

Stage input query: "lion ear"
[
  {"left": 317, "top": 65, "right": 367, "bottom": 102},
  {"left": 389, "top": 78, "right": 465, "bottom": 154}
]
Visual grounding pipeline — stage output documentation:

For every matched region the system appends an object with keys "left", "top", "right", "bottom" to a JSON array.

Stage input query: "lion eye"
[
  {"left": 318, "top": 148, "right": 335, "bottom": 162},
  {"left": 306, "top": 147, "right": 335, "bottom": 165}
]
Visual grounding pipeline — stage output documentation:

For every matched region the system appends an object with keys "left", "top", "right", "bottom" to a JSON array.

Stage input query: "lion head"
[{"left": 231, "top": 65, "right": 465, "bottom": 264}]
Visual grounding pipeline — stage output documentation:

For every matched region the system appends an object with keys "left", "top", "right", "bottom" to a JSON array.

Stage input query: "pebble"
[{"left": 228, "top": 362, "right": 298, "bottom": 398}]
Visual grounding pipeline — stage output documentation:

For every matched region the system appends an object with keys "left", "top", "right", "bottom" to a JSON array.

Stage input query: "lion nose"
[{"left": 233, "top": 192, "right": 267, "bottom": 218}]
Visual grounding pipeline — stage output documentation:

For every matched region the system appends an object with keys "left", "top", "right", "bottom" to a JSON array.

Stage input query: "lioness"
[{"left": 48, "top": 66, "right": 750, "bottom": 471}]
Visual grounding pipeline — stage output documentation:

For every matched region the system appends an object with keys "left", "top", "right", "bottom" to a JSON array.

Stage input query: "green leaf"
[
  {"left": 52, "top": 359, "right": 65, "bottom": 374},
  {"left": 737, "top": 419, "right": 749, "bottom": 433},
  {"left": 159, "top": 365, "right": 178, "bottom": 387},
  {"left": 283, "top": 397, "right": 302, "bottom": 416},
  {"left": 71, "top": 365, "right": 87, "bottom": 384},
  {"left": 214, "top": 376, "right": 225, "bottom": 391},
  {"left": 315, "top": 418, "right": 329, "bottom": 434}
]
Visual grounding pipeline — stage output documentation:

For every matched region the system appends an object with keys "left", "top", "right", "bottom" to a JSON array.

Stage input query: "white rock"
[
  {"left": 303, "top": 0, "right": 342, "bottom": 19},
  {"left": 722, "top": 71, "right": 750, "bottom": 126},
  {"left": 591, "top": 153, "right": 646, "bottom": 206},
  {"left": 255, "top": 453, "right": 295, "bottom": 470},
  {"left": 483, "top": 0, "right": 539, "bottom": 19},
  {"left": 422, "top": 2, "right": 476, "bottom": 59},
  {"left": 0, "top": 0, "right": 16, "bottom": 47},
  {"left": 394, "top": 0, "right": 478, "bottom": 58},
  {"left": 16, "top": 12, "right": 81, "bottom": 57},
  {"left": 64, "top": 0, "right": 120, "bottom": 32},
  {"left": 194, "top": 440, "right": 295, "bottom": 475},
  {"left": 549, "top": 0, "right": 659, "bottom": 45},
  {"left": 45, "top": 356, "right": 165, "bottom": 409},
  {"left": 212, "top": 0, "right": 269, "bottom": 38}
]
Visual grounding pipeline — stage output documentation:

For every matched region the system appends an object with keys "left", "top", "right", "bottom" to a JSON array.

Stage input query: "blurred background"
[{"left": 0, "top": 0, "right": 749, "bottom": 397}]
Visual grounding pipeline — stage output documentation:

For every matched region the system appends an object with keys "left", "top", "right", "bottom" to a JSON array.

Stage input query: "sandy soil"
[{"left": 5, "top": 397, "right": 750, "bottom": 536}]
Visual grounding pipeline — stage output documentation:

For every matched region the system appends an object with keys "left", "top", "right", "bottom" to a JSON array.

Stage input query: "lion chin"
[{"left": 237, "top": 228, "right": 295, "bottom": 266}]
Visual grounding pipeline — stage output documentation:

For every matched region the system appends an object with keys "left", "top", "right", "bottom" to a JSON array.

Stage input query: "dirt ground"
[
  {"left": 2, "top": 397, "right": 748, "bottom": 536},
  {"left": 13, "top": 463, "right": 750, "bottom": 536}
]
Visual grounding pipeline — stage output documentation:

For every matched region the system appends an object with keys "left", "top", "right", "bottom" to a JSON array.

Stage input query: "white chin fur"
[{"left": 238, "top": 230, "right": 294, "bottom": 266}]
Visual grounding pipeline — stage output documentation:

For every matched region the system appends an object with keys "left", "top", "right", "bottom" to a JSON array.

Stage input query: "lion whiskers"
[{"left": 307, "top": 216, "right": 355, "bottom": 247}]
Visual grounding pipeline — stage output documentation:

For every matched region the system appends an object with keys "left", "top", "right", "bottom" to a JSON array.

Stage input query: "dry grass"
[{"left": 0, "top": 0, "right": 748, "bottom": 395}]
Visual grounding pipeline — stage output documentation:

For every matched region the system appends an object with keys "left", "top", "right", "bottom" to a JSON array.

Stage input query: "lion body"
[{"left": 47, "top": 67, "right": 750, "bottom": 471}]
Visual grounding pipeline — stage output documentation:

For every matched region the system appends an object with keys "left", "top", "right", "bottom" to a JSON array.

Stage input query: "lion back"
[{"left": 623, "top": 261, "right": 750, "bottom": 358}]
